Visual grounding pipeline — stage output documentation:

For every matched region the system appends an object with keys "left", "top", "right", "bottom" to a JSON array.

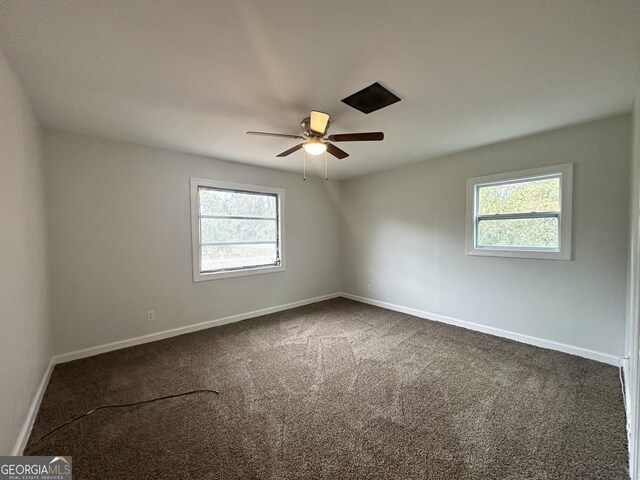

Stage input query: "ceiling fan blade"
[
  {"left": 326, "top": 132, "right": 384, "bottom": 142},
  {"left": 247, "top": 131, "right": 304, "bottom": 139},
  {"left": 276, "top": 144, "right": 304, "bottom": 157},
  {"left": 326, "top": 142, "right": 349, "bottom": 159},
  {"left": 310, "top": 111, "right": 330, "bottom": 134}
]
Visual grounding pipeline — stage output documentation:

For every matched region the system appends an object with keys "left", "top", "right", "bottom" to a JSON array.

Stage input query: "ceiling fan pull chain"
[
  {"left": 324, "top": 151, "right": 328, "bottom": 181},
  {"left": 303, "top": 150, "right": 307, "bottom": 181}
]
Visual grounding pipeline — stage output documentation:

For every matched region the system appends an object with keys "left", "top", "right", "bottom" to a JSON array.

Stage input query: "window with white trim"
[
  {"left": 190, "top": 178, "right": 285, "bottom": 281},
  {"left": 466, "top": 163, "right": 573, "bottom": 260}
]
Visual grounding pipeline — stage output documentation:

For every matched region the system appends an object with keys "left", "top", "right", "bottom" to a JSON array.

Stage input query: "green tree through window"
[{"left": 477, "top": 177, "right": 560, "bottom": 248}]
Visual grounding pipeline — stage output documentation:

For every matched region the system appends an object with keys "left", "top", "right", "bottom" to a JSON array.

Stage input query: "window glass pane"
[
  {"left": 478, "top": 177, "right": 560, "bottom": 215},
  {"left": 199, "top": 188, "right": 276, "bottom": 218},
  {"left": 201, "top": 218, "right": 277, "bottom": 244},
  {"left": 477, "top": 217, "right": 559, "bottom": 249},
  {"left": 201, "top": 244, "right": 277, "bottom": 271}
]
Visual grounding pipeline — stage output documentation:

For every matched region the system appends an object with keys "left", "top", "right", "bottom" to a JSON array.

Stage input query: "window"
[
  {"left": 466, "top": 163, "right": 573, "bottom": 260},
  {"left": 190, "top": 178, "right": 285, "bottom": 281}
]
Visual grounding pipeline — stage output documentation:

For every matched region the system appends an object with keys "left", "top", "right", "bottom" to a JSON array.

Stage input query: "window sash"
[
  {"left": 474, "top": 174, "right": 561, "bottom": 214},
  {"left": 473, "top": 175, "right": 562, "bottom": 251},
  {"left": 466, "top": 163, "right": 572, "bottom": 260},
  {"left": 475, "top": 211, "right": 561, "bottom": 250},
  {"left": 197, "top": 186, "right": 281, "bottom": 273}
]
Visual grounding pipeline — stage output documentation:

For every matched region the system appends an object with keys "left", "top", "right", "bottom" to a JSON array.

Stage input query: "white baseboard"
[
  {"left": 622, "top": 359, "right": 634, "bottom": 476},
  {"left": 11, "top": 358, "right": 55, "bottom": 456},
  {"left": 13, "top": 292, "right": 341, "bottom": 454},
  {"left": 15, "top": 291, "right": 620, "bottom": 455},
  {"left": 340, "top": 292, "right": 621, "bottom": 366},
  {"left": 53, "top": 292, "right": 341, "bottom": 365}
]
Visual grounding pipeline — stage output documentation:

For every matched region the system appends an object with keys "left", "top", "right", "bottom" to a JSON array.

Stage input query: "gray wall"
[
  {"left": 341, "top": 115, "right": 631, "bottom": 356},
  {"left": 626, "top": 83, "right": 640, "bottom": 476},
  {"left": 0, "top": 48, "right": 52, "bottom": 454},
  {"left": 44, "top": 131, "right": 342, "bottom": 354}
]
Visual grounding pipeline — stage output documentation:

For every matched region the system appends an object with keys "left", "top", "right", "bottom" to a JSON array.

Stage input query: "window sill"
[
  {"left": 193, "top": 264, "right": 286, "bottom": 282},
  {"left": 466, "top": 247, "right": 570, "bottom": 260}
]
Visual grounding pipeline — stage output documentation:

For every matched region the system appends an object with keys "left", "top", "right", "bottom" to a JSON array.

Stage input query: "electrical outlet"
[
  {"left": 367, "top": 283, "right": 372, "bottom": 292},
  {"left": 147, "top": 310, "right": 155, "bottom": 321}
]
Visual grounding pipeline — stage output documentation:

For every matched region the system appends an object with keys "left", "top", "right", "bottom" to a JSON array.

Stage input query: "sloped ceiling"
[{"left": 0, "top": 0, "right": 639, "bottom": 178}]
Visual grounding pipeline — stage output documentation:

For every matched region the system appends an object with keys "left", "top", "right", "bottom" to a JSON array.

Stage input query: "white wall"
[
  {"left": 341, "top": 114, "right": 631, "bottom": 357},
  {"left": 0, "top": 48, "right": 51, "bottom": 454},
  {"left": 44, "top": 131, "right": 342, "bottom": 354}
]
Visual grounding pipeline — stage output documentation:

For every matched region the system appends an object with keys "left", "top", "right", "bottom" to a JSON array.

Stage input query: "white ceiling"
[{"left": 0, "top": 0, "right": 639, "bottom": 179}]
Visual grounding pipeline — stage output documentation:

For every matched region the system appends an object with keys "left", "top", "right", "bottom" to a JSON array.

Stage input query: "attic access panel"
[{"left": 341, "top": 82, "right": 401, "bottom": 114}]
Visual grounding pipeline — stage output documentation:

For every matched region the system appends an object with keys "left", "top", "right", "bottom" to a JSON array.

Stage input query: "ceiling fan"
[{"left": 246, "top": 111, "right": 384, "bottom": 159}]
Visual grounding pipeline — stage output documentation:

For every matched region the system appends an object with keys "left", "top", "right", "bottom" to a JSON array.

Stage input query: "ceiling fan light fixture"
[
  {"left": 303, "top": 141, "right": 327, "bottom": 156},
  {"left": 247, "top": 110, "right": 384, "bottom": 161}
]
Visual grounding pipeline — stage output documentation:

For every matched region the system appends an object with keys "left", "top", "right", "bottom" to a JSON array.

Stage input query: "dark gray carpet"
[{"left": 26, "top": 298, "right": 628, "bottom": 479}]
